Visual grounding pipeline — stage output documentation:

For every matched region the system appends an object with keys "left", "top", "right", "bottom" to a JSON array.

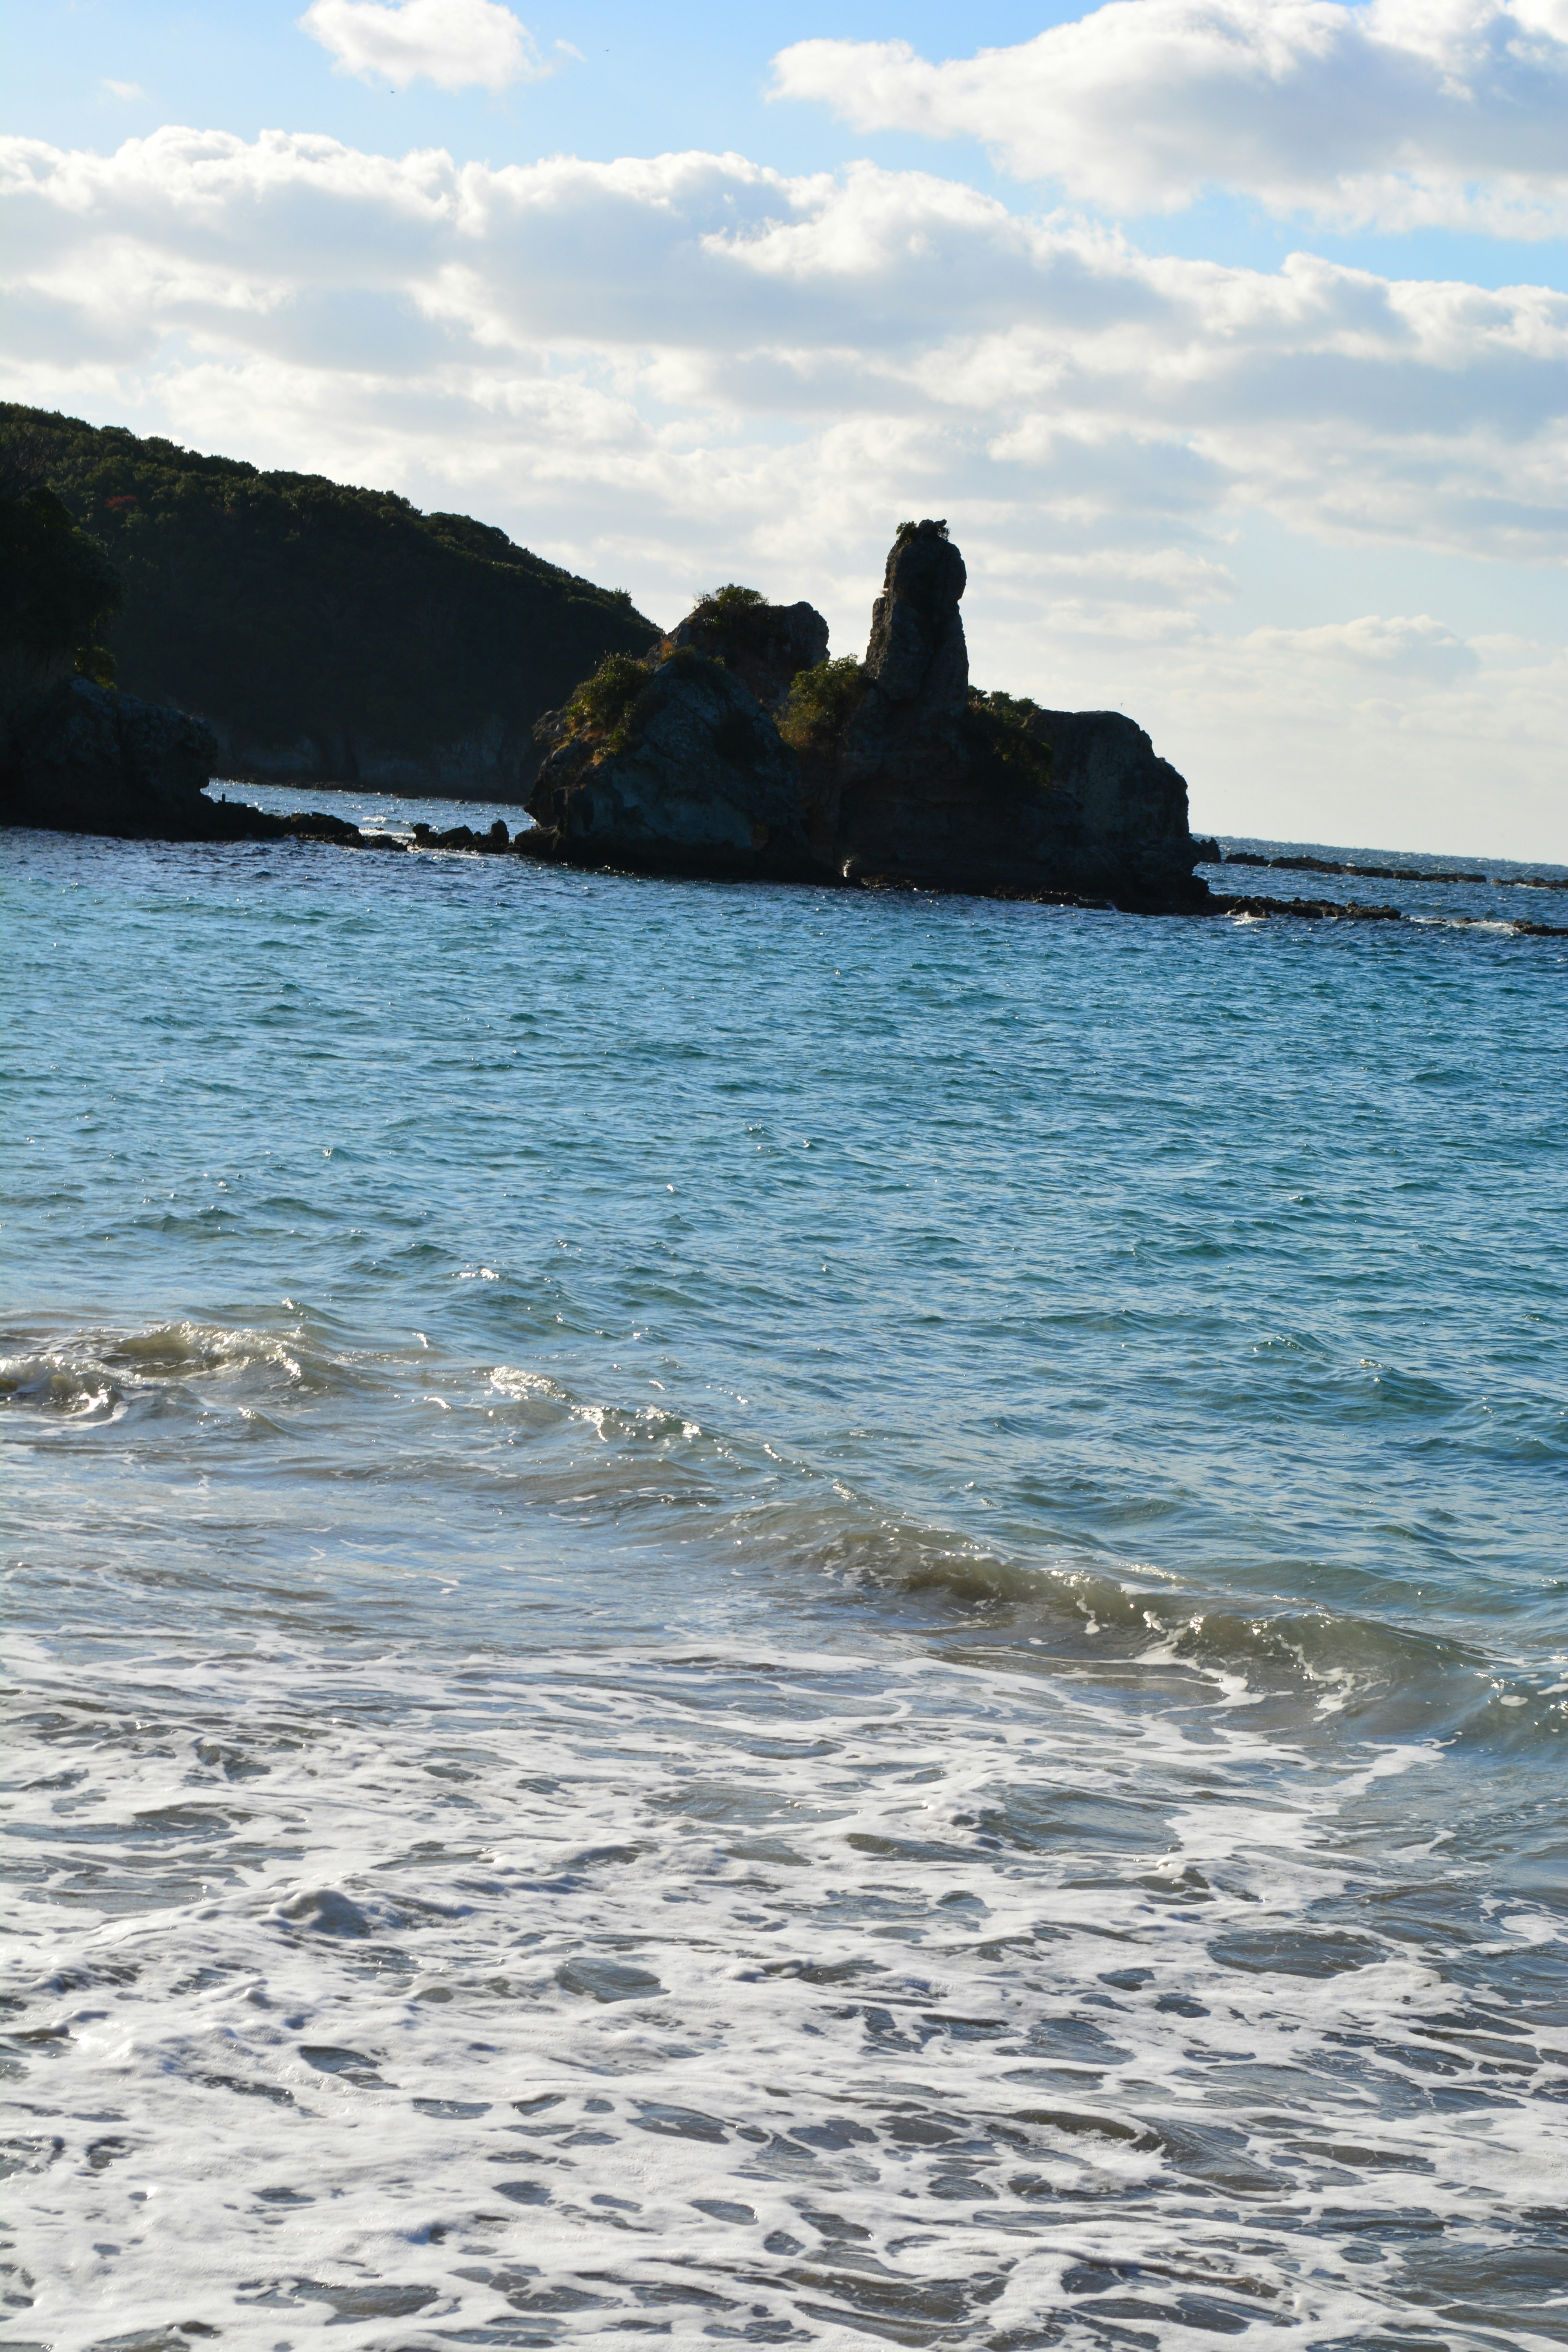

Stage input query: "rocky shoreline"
[
  {"left": 1219, "top": 849, "right": 1568, "bottom": 891},
  {"left": 4, "top": 509, "right": 1564, "bottom": 931},
  {"left": 520, "top": 521, "right": 1208, "bottom": 914}
]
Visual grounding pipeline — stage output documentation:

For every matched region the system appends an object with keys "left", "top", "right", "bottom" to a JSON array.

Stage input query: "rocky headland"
[
  {"left": 523, "top": 521, "right": 1208, "bottom": 914},
  {"left": 0, "top": 437, "right": 409, "bottom": 847},
  {"left": 2, "top": 403, "right": 657, "bottom": 801},
  {"left": 6, "top": 463, "right": 1563, "bottom": 930}
]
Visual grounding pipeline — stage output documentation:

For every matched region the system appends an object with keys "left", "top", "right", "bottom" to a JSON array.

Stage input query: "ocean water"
[{"left": 2, "top": 796, "right": 1566, "bottom": 2352}]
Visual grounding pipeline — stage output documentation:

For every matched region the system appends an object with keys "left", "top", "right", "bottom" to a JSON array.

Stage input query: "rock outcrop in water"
[
  {"left": 1, "top": 674, "right": 248, "bottom": 838},
  {"left": 528, "top": 639, "right": 818, "bottom": 882},
  {"left": 522, "top": 521, "right": 1207, "bottom": 911},
  {"left": 0, "top": 671, "right": 418, "bottom": 845}
]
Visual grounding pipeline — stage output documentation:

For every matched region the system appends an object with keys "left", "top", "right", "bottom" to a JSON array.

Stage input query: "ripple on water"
[{"left": 2, "top": 812, "right": 1564, "bottom": 2346}]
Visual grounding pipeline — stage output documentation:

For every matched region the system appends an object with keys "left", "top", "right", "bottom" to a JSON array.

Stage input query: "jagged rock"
[
  {"left": 410, "top": 818, "right": 509, "bottom": 853},
  {"left": 0, "top": 678, "right": 415, "bottom": 845},
  {"left": 523, "top": 646, "right": 813, "bottom": 880},
  {"left": 522, "top": 519, "right": 1211, "bottom": 912},
  {"left": 828, "top": 521, "right": 989, "bottom": 882},
  {"left": 276, "top": 808, "right": 405, "bottom": 849},
  {"left": 1213, "top": 894, "right": 1403, "bottom": 922},
  {"left": 833, "top": 523, "right": 1203, "bottom": 911},
  {"left": 670, "top": 596, "right": 829, "bottom": 710},
  {"left": 1009, "top": 708, "right": 1205, "bottom": 909},
  {"left": 0, "top": 676, "right": 267, "bottom": 838},
  {"left": 835, "top": 521, "right": 970, "bottom": 846}
]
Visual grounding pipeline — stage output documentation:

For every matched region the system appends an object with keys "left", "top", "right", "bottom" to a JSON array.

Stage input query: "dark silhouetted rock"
[
  {"left": 0, "top": 675, "right": 265, "bottom": 838},
  {"left": 1006, "top": 708, "right": 1205, "bottom": 909},
  {"left": 1212, "top": 893, "right": 1403, "bottom": 922},
  {"left": 523, "top": 520, "right": 1211, "bottom": 911},
  {"left": 0, "top": 679, "right": 417, "bottom": 846},
  {"left": 831, "top": 523, "right": 1204, "bottom": 910},
  {"left": 670, "top": 595, "right": 829, "bottom": 710},
  {"left": 409, "top": 817, "right": 510, "bottom": 852},
  {"left": 833, "top": 522, "right": 971, "bottom": 862},
  {"left": 523, "top": 646, "right": 813, "bottom": 880}
]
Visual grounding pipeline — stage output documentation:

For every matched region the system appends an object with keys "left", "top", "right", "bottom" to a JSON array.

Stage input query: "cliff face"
[
  {"left": 524, "top": 525, "right": 1205, "bottom": 911},
  {"left": 669, "top": 594, "right": 829, "bottom": 710},
  {"left": 3, "top": 405, "right": 660, "bottom": 800},
  {"left": 1015, "top": 709, "right": 1199, "bottom": 904},
  {"left": 2, "top": 677, "right": 229, "bottom": 836},
  {"left": 529, "top": 637, "right": 818, "bottom": 881},
  {"left": 831, "top": 520, "right": 980, "bottom": 878}
]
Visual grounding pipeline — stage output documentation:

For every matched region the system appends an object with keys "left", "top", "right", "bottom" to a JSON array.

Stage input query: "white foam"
[{"left": 5, "top": 1636, "right": 1565, "bottom": 2351}]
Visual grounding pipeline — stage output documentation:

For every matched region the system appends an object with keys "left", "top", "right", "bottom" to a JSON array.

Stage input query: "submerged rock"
[{"left": 1212, "top": 893, "right": 1403, "bottom": 922}]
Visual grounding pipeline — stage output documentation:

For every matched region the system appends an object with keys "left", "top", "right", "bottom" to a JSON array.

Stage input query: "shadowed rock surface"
[
  {"left": 526, "top": 647, "right": 815, "bottom": 880},
  {"left": 0, "top": 677, "right": 414, "bottom": 847},
  {"left": 670, "top": 596, "right": 829, "bottom": 711},
  {"left": 526, "top": 521, "right": 1207, "bottom": 911},
  {"left": 0, "top": 676, "right": 253, "bottom": 838},
  {"left": 1010, "top": 708, "right": 1205, "bottom": 908}
]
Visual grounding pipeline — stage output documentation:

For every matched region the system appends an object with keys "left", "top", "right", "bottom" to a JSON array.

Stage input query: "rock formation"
[
  {"left": 0, "top": 673, "right": 415, "bottom": 846},
  {"left": 524, "top": 522, "right": 1208, "bottom": 911},
  {"left": 669, "top": 590, "right": 829, "bottom": 711},
  {"left": 1002, "top": 706, "right": 1205, "bottom": 909},
  {"left": 1, "top": 675, "right": 241, "bottom": 837},
  {"left": 4, "top": 402, "right": 659, "bottom": 803},
  {"left": 527, "top": 640, "right": 818, "bottom": 881}
]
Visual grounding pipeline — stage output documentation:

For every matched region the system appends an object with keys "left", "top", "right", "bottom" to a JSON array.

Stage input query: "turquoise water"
[{"left": 3, "top": 798, "right": 1566, "bottom": 2350}]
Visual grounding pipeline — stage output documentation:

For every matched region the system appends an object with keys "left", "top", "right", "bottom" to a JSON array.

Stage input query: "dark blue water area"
[{"left": 4, "top": 799, "right": 1567, "bottom": 2351}]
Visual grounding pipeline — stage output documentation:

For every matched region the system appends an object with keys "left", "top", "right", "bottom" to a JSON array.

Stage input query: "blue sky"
[{"left": 5, "top": 0, "right": 1567, "bottom": 853}]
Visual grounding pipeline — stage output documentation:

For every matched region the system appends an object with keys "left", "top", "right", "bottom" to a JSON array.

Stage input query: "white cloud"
[
  {"left": 771, "top": 0, "right": 1568, "bottom": 236},
  {"left": 300, "top": 0, "right": 549, "bottom": 93},
  {"left": 2, "top": 126, "right": 1563, "bottom": 853},
  {"left": 101, "top": 80, "right": 146, "bottom": 102},
  {"left": 1119, "top": 617, "right": 1567, "bottom": 852}
]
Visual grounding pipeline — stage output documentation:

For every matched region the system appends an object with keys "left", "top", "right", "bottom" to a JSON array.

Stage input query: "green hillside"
[{"left": 2, "top": 405, "right": 660, "bottom": 793}]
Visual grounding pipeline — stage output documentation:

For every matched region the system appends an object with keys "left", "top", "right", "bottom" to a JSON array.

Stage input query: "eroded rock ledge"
[
  {"left": 519, "top": 524, "right": 1209, "bottom": 914},
  {"left": 0, "top": 674, "right": 416, "bottom": 847}
]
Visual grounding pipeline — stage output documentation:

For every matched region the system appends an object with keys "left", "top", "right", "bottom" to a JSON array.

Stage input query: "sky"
[{"left": 4, "top": 0, "right": 1567, "bottom": 856}]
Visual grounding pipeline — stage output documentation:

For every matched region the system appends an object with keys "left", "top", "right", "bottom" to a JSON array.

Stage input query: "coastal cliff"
[
  {"left": 523, "top": 523, "right": 1207, "bottom": 912},
  {"left": 0, "top": 439, "right": 410, "bottom": 844},
  {"left": 2, "top": 405, "right": 659, "bottom": 800},
  {"left": 0, "top": 442, "right": 247, "bottom": 838}
]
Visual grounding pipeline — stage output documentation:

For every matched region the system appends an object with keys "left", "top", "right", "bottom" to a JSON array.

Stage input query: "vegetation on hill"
[
  {"left": 777, "top": 655, "right": 866, "bottom": 751},
  {"left": 0, "top": 433, "right": 121, "bottom": 686},
  {"left": 0, "top": 405, "right": 660, "bottom": 772},
  {"left": 965, "top": 688, "right": 1056, "bottom": 794}
]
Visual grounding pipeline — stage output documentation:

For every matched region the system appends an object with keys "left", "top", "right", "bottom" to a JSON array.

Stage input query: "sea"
[{"left": 3, "top": 793, "right": 1566, "bottom": 2352}]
